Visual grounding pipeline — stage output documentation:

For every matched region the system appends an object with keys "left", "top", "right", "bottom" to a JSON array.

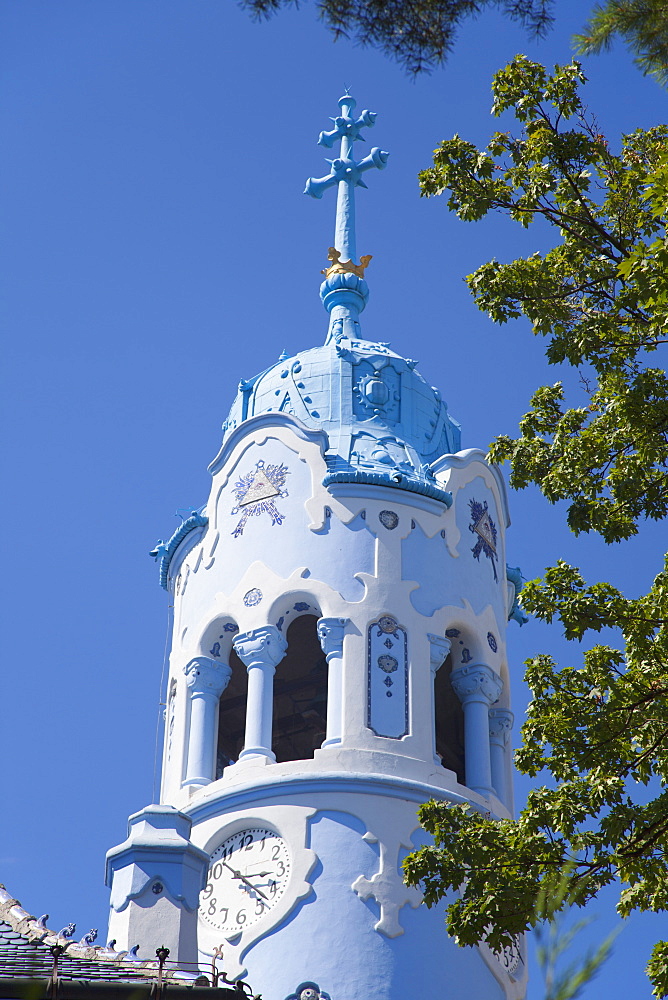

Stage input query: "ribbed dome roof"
[
  {"left": 219, "top": 95, "right": 461, "bottom": 498},
  {"left": 221, "top": 334, "right": 460, "bottom": 491}
]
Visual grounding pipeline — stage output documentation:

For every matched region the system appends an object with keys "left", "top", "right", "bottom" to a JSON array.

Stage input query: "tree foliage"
[
  {"left": 403, "top": 56, "right": 668, "bottom": 995},
  {"left": 242, "top": 0, "right": 668, "bottom": 81},
  {"left": 240, "top": 0, "right": 553, "bottom": 74},
  {"left": 534, "top": 866, "right": 620, "bottom": 1000},
  {"left": 575, "top": 0, "right": 668, "bottom": 87}
]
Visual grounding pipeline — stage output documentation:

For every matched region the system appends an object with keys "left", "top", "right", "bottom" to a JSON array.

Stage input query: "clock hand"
[
  {"left": 241, "top": 877, "right": 269, "bottom": 900},
  {"left": 223, "top": 862, "right": 269, "bottom": 900}
]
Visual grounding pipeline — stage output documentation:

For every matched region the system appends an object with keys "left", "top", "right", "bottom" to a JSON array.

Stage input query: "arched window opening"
[
  {"left": 215, "top": 648, "right": 247, "bottom": 778},
  {"left": 273, "top": 615, "right": 328, "bottom": 763},
  {"left": 435, "top": 654, "right": 465, "bottom": 784}
]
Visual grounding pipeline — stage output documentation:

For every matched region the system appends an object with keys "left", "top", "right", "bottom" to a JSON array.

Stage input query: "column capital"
[
  {"left": 450, "top": 663, "right": 503, "bottom": 707},
  {"left": 427, "top": 634, "right": 451, "bottom": 676},
  {"left": 234, "top": 625, "right": 287, "bottom": 671},
  {"left": 317, "top": 617, "right": 348, "bottom": 660},
  {"left": 183, "top": 657, "right": 231, "bottom": 696},
  {"left": 489, "top": 707, "right": 514, "bottom": 745}
]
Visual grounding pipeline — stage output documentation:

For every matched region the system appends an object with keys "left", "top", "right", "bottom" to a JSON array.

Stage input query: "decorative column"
[
  {"left": 488, "top": 707, "right": 514, "bottom": 806},
  {"left": 427, "top": 634, "right": 451, "bottom": 765},
  {"left": 234, "top": 626, "right": 287, "bottom": 762},
  {"left": 450, "top": 664, "right": 503, "bottom": 798},
  {"left": 182, "top": 657, "right": 232, "bottom": 787},
  {"left": 317, "top": 617, "right": 348, "bottom": 746}
]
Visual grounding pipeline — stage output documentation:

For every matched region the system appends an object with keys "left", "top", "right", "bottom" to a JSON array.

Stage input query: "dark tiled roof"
[
  {"left": 0, "top": 886, "right": 255, "bottom": 997},
  {"left": 0, "top": 883, "right": 169, "bottom": 984},
  {"left": 0, "top": 919, "right": 159, "bottom": 984},
  {"left": 0, "top": 880, "right": 172, "bottom": 987}
]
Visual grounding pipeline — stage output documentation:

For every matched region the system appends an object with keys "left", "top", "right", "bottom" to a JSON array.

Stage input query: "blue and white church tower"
[{"left": 106, "top": 95, "right": 527, "bottom": 1000}]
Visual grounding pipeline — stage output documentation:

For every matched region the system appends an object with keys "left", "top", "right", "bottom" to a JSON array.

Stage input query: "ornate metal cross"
[{"left": 304, "top": 94, "right": 389, "bottom": 265}]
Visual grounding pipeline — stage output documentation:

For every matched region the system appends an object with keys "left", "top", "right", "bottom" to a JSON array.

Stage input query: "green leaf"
[{"left": 406, "top": 56, "right": 668, "bottom": 997}]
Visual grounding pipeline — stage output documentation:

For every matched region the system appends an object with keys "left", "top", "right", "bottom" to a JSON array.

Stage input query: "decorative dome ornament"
[
  {"left": 285, "top": 983, "right": 332, "bottom": 1000},
  {"left": 321, "top": 246, "right": 372, "bottom": 280},
  {"left": 208, "top": 101, "right": 460, "bottom": 500},
  {"left": 305, "top": 93, "right": 389, "bottom": 345}
]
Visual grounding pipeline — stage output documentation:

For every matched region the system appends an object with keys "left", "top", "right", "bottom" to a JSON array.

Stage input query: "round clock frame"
[
  {"left": 478, "top": 931, "right": 526, "bottom": 997},
  {"left": 200, "top": 827, "right": 292, "bottom": 936},
  {"left": 194, "top": 805, "right": 318, "bottom": 980}
]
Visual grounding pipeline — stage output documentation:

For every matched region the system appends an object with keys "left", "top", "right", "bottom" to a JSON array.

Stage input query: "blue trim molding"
[
  {"left": 323, "top": 470, "right": 452, "bottom": 507},
  {"left": 506, "top": 564, "right": 529, "bottom": 626},
  {"left": 185, "top": 772, "right": 483, "bottom": 825},
  {"left": 150, "top": 512, "right": 208, "bottom": 590}
]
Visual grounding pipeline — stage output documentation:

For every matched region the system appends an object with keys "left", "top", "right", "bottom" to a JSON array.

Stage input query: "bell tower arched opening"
[
  {"left": 272, "top": 614, "right": 328, "bottom": 763},
  {"left": 434, "top": 653, "right": 465, "bottom": 784},
  {"left": 215, "top": 648, "right": 247, "bottom": 778}
]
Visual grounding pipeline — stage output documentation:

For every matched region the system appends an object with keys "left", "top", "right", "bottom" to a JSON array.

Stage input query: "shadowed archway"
[{"left": 434, "top": 653, "right": 465, "bottom": 784}]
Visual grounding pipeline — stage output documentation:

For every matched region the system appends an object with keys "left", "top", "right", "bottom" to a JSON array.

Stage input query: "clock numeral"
[
  {"left": 254, "top": 898, "right": 265, "bottom": 915},
  {"left": 236, "top": 909, "right": 247, "bottom": 925},
  {"left": 212, "top": 862, "right": 223, "bottom": 880},
  {"left": 240, "top": 833, "right": 254, "bottom": 850},
  {"left": 276, "top": 861, "right": 285, "bottom": 877},
  {"left": 218, "top": 907, "right": 228, "bottom": 924},
  {"left": 271, "top": 845, "right": 281, "bottom": 861},
  {"left": 269, "top": 880, "right": 277, "bottom": 897},
  {"left": 202, "top": 882, "right": 213, "bottom": 899},
  {"left": 208, "top": 898, "right": 217, "bottom": 916}
]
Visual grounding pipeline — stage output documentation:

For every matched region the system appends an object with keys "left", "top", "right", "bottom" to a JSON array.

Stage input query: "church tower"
[{"left": 106, "top": 95, "right": 526, "bottom": 1000}]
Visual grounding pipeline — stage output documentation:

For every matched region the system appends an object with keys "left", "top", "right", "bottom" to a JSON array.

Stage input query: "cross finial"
[{"left": 304, "top": 94, "right": 389, "bottom": 265}]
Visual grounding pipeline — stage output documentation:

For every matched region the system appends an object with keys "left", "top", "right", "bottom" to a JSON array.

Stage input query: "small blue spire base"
[{"left": 320, "top": 272, "right": 369, "bottom": 313}]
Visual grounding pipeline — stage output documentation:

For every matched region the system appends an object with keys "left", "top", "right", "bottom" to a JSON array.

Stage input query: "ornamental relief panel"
[{"left": 367, "top": 616, "right": 409, "bottom": 739}]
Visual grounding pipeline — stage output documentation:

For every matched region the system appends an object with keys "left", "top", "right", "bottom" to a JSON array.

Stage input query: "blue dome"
[{"left": 221, "top": 334, "right": 460, "bottom": 496}]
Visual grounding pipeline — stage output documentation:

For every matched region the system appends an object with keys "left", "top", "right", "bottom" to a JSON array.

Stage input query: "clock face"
[
  {"left": 499, "top": 938, "right": 521, "bottom": 976},
  {"left": 199, "top": 828, "right": 291, "bottom": 935}
]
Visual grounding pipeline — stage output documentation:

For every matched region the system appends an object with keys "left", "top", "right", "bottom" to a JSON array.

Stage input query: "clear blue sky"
[{"left": 0, "top": 1, "right": 664, "bottom": 995}]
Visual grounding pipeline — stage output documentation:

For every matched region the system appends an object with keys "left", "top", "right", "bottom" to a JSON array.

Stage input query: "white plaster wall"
[
  {"left": 185, "top": 785, "right": 523, "bottom": 999},
  {"left": 154, "top": 419, "right": 525, "bottom": 998},
  {"left": 160, "top": 422, "right": 517, "bottom": 806}
]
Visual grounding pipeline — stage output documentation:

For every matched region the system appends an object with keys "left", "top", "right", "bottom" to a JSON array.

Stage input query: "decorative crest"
[
  {"left": 321, "top": 246, "right": 373, "bottom": 279},
  {"left": 305, "top": 93, "right": 389, "bottom": 271},
  {"left": 469, "top": 498, "right": 499, "bottom": 582}
]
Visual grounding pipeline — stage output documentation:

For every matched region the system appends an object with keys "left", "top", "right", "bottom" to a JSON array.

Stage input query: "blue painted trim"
[
  {"left": 431, "top": 449, "right": 511, "bottom": 527},
  {"left": 151, "top": 512, "right": 208, "bottom": 590},
  {"left": 323, "top": 471, "right": 453, "bottom": 507},
  {"left": 184, "top": 771, "right": 507, "bottom": 824}
]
